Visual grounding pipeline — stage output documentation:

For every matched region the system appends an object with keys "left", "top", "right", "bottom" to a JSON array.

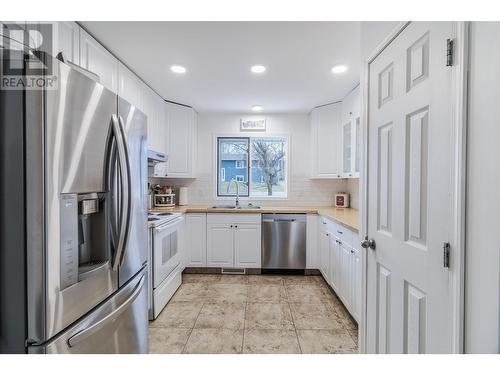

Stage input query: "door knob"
[{"left": 361, "top": 236, "right": 376, "bottom": 250}]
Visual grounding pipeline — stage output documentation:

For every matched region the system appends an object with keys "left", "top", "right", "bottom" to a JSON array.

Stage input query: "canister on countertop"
[
  {"left": 179, "top": 187, "right": 188, "bottom": 206},
  {"left": 334, "top": 192, "right": 350, "bottom": 208}
]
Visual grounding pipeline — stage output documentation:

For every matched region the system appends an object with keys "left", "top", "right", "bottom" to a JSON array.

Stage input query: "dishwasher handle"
[{"left": 262, "top": 218, "right": 297, "bottom": 223}]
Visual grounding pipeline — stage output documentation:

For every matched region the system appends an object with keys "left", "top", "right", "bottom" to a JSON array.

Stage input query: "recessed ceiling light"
[
  {"left": 331, "top": 65, "right": 348, "bottom": 74},
  {"left": 251, "top": 105, "right": 263, "bottom": 112},
  {"left": 250, "top": 65, "right": 266, "bottom": 74},
  {"left": 170, "top": 65, "right": 186, "bottom": 74}
]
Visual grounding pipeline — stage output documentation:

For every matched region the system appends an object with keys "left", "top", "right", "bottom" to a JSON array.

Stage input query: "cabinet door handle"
[
  {"left": 326, "top": 233, "right": 329, "bottom": 237},
  {"left": 234, "top": 225, "right": 238, "bottom": 228},
  {"left": 337, "top": 230, "right": 343, "bottom": 234},
  {"left": 230, "top": 225, "right": 233, "bottom": 228}
]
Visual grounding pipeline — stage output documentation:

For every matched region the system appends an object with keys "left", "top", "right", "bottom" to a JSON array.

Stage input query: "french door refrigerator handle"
[
  {"left": 111, "top": 114, "right": 132, "bottom": 271},
  {"left": 106, "top": 121, "right": 119, "bottom": 251},
  {"left": 67, "top": 274, "right": 145, "bottom": 348}
]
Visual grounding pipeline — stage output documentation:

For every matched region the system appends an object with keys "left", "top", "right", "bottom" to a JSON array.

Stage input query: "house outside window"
[{"left": 217, "top": 136, "right": 288, "bottom": 198}]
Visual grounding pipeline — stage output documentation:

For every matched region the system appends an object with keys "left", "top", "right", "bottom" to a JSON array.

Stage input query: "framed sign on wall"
[{"left": 240, "top": 118, "right": 266, "bottom": 131}]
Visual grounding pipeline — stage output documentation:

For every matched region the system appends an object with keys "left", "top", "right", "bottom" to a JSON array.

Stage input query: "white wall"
[
  {"left": 360, "top": 22, "right": 400, "bottom": 61},
  {"left": 170, "top": 112, "right": 346, "bottom": 206},
  {"left": 465, "top": 21, "right": 500, "bottom": 353}
]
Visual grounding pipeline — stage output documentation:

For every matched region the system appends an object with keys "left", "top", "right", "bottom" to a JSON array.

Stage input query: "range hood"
[{"left": 147, "top": 150, "right": 168, "bottom": 165}]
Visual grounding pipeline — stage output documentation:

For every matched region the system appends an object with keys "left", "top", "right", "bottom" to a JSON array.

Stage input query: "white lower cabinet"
[
  {"left": 330, "top": 234, "right": 341, "bottom": 292},
  {"left": 319, "top": 219, "right": 330, "bottom": 283},
  {"left": 185, "top": 214, "right": 207, "bottom": 267},
  {"left": 206, "top": 223, "right": 234, "bottom": 267},
  {"left": 234, "top": 224, "right": 261, "bottom": 268},
  {"left": 339, "top": 242, "right": 353, "bottom": 311},
  {"left": 350, "top": 246, "right": 361, "bottom": 322},
  {"left": 206, "top": 214, "right": 261, "bottom": 269},
  {"left": 319, "top": 216, "right": 361, "bottom": 322}
]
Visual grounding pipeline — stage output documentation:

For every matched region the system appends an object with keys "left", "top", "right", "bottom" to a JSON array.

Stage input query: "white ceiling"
[{"left": 81, "top": 22, "right": 361, "bottom": 113}]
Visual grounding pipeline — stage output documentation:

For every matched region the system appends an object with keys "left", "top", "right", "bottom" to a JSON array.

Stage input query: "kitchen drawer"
[
  {"left": 335, "top": 224, "right": 353, "bottom": 247},
  {"left": 321, "top": 216, "right": 339, "bottom": 236},
  {"left": 207, "top": 213, "right": 261, "bottom": 225}
]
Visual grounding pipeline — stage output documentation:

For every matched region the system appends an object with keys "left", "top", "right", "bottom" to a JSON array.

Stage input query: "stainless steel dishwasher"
[{"left": 261, "top": 214, "right": 306, "bottom": 269}]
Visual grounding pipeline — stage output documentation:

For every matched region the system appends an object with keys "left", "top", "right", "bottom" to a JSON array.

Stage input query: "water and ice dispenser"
[{"left": 60, "top": 192, "right": 109, "bottom": 289}]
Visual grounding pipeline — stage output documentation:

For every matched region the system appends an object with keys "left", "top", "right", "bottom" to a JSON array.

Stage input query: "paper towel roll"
[{"left": 179, "top": 187, "right": 188, "bottom": 206}]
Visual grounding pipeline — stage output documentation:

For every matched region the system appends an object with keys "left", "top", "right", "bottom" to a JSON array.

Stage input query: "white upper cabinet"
[
  {"left": 118, "top": 62, "right": 143, "bottom": 110},
  {"left": 311, "top": 86, "right": 360, "bottom": 179},
  {"left": 310, "top": 102, "right": 342, "bottom": 178},
  {"left": 79, "top": 28, "right": 118, "bottom": 93},
  {"left": 53, "top": 22, "right": 80, "bottom": 64},
  {"left": 0, "top": 22, "right": 27, "bottom": 47},
  {"left": 165, "top": 102, "right": 197, "bottom": 178},
  {"left": 340, "top": 86, "right": 361, "bottom": 178}
]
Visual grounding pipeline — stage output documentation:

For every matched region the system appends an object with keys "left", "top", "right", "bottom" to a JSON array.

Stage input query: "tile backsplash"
[{"left": 151, "top": 174, "right": 355, "bottom": 208}]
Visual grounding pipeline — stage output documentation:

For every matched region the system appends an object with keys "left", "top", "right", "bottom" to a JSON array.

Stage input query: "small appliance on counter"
[
  {"left": 151, "top": 185, "right": 176, "bottom": 207},
  {"left": 335, "top": 192, "right": 350, "bottom": 208},
  {"left": 154, "top": 194, "right": 175, "bottom": 207}
]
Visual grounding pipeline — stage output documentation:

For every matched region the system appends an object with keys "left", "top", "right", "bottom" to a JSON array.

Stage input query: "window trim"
[{"left": 214, "top": 134, "right": 290, "bottom": 200}]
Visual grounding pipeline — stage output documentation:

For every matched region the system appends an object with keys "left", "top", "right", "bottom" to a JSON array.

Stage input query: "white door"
[
  {"left": 366, "top": 22, "right": 455, "bottom": 353},
  {"left": 79, "top": 29, "right": 118, "bottom": 93},
  {"left": 339, "top": 242, "right": 352, "bottom": 309},
  {"left": 329, "top": 234, "right": 340, "bottom": 291},
  {"left": 319, "top": 223, "right": 330, "bottom": 282},
  {"left": 351, "top": 246, "right": 361, "bottom": 322},
  {"left": 206, "top": 223, "right": 234, "bottom": 267},
  {"left": 234, "top": 224, "right": 261, "bottom": 268},
  {"left": 118, "top": 63, "right": 143, "bottom": 109},
  {"left": 312, "top": 103, "right": 342, "bottom": 178},
  {"left": 167, "top": 104, "right": 192, "bottom": 177},
  {"left": 54, "top": 22, "right": 80, "bottom": 64},
  {"left": 185, "top": 214, "right": 206, "bottom": 267},
  {"left": 354, "top": 117, "right": 361, "bottom": 177},
  {"left": 342, "top": 121, "right": 353, "bottom": 177}
]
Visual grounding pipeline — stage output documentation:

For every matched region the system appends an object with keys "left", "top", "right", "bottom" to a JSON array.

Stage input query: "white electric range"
[{"left": 147, "top": 211, "right": 184, "bottom": 319}]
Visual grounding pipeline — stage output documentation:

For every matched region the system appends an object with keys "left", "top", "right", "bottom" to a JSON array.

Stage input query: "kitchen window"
[{"left": 217, "top": 136, "right": 288, "bottom": 198}]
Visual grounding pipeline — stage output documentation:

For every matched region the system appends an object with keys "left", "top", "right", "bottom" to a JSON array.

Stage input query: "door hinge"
[
  {"left": 446, "top": 38, "right": 454, "bottom": 67},
  {"left": 443, "top": 242, "right": 451, "bottom": 268}
]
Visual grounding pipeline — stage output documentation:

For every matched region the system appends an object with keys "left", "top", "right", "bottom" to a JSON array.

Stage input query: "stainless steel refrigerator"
[{"left": 0, "top": 50, "right": 149, "bottom": 353}]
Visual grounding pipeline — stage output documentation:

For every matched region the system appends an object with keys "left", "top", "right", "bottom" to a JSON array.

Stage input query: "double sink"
[{"left": 210, "top": 203, "right": 261, "bottom": 210}]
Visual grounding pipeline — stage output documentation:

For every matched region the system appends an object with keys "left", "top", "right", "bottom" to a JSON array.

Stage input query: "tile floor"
[{"left": 149, "top": 274, "right": 358, "bottom": 354}]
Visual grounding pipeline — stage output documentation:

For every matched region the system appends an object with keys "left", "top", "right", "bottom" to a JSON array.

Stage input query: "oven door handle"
[{"left": 154, "top": 216, "right": 184, "bottom": 233}]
